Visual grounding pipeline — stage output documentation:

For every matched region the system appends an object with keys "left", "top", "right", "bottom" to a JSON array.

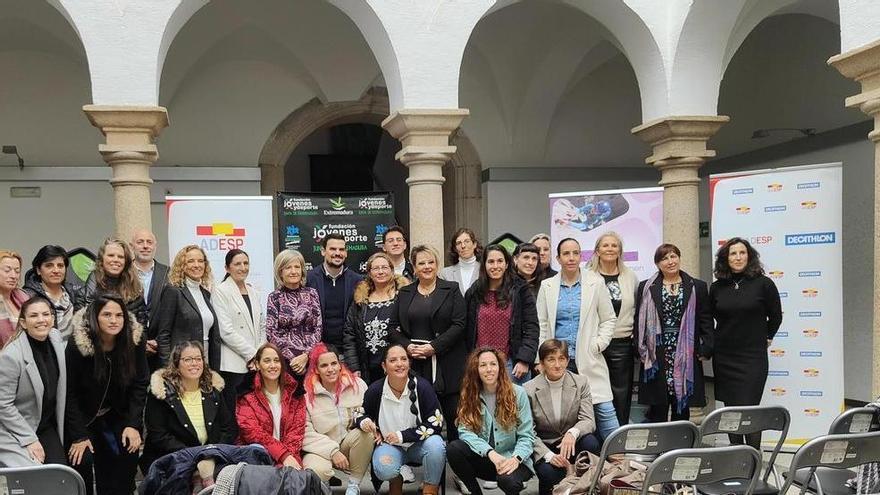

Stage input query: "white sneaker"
[
  {"left": 453, "top": 475, "right": 471, "bottom": 495},
  {"left": 482, "top": 480, "right": 498, "bottom": 489},
  {"left": 400, "top": 464, "right": 415, "bottom": 483}
]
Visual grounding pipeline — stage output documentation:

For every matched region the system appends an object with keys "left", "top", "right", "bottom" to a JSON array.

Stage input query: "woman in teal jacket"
[{"left": 447, "top": 347, "right": 535, "bottom": 495}]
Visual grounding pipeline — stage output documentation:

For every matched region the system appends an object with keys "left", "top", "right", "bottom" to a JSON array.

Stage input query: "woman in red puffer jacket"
[{"left": 236, "top": 342, "right": 306, "bottom": 468}]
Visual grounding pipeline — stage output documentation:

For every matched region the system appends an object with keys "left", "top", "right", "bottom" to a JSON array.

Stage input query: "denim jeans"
[
  {"left": 506, "top": 358, "right": 531, "bottom": 386},
  {"left": 593, "top": 401, "right": 620, "bottom": 441},
  {"left": 372, "top": 434, "right": 446, "bottom": 485}
]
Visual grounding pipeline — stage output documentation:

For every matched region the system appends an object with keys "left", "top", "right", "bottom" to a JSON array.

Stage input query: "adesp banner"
[
  {"left": 710, "top": 163, "right": 843, "bottom": 445},
  {"left": 549, "top": 187, "right": 663, "bottom": 278},
  {"left": 166, "top": 196, "right": 274, "bottom": 297}
]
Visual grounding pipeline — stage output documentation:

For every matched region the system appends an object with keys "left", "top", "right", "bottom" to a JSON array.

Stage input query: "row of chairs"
[{"left": 588, "top": 405, "right": 880, "bottom": 495}]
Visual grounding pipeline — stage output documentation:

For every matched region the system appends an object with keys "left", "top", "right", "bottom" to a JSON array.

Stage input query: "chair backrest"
[
  {"left": 699, "top": 405, "right": 790, "bottom": 480},
  {"left": 828, "top": 407, "right": 880, "bottom": 434},
  {"left": 0, "top": 464, "right": 87, "bottom": 495},
  {"left": 640, "top": 446, "right": 762, "bottom": 495},
  {"left": 778, "top": 431, "right": 880, "bottom": 495},
  {"left": 589, "top": 422, "right": 701, "bottom": 494}
]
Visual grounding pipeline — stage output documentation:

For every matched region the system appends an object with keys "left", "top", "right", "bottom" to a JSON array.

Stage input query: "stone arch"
[{"left": 259, "top": 87, "right": 483, "bottom": 243}]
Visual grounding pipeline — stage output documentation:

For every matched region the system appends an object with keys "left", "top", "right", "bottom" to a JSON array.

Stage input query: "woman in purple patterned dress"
[{"left": 266, "top": 250, "right": 322, "bottom": 380}]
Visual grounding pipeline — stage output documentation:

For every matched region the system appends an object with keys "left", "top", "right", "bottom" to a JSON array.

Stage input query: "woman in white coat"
[
  {"left": 536, "top": 237, "right": 619, "bottom": 441},
  {"left": 213, "top": 249, "right": 266, "bottom": 417},
  {"left": 0, "top": 296, "right": 67, "bottom": 466}
]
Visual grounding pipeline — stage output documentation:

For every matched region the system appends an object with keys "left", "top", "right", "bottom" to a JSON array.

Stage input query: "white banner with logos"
[
  {"left": 549, "top": 187, "right": 663, "bottom": 278},
  {"left": 167, "top": 196, "right": 274, "bottom": 301},
  {"left": 710, "top": 163, "right": 843, "bottom": 444}
]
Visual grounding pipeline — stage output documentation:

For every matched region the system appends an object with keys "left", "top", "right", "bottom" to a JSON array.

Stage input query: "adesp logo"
[
  {"left": 802, "top": 288, "right": 819, "bottom": 297},
  {"left": 785, "top": 232, "right": 836, "bottom": 246},
  {"left": 770, "top": 387, "right": 787, "bottom": 396},
  {"left": 769, "top": 348, "right": 785, "bottom": 357},
  {"left": 801, "top": 201, "right": 817, "bottom": 209},
  {"left": 768, "top": 270, "right": 784, "bottom": 279},
  {"left": 804, "top": 408, "right": 821, "bottom": 417},
  {"left": 195, "top": 223, "right": 246, "bottom": 250},
  {"left": 735, "top": 206, "right": 751, "bottom": 214},
  {"left": 767, "top": 183, "right": 783, "bottom": 192},
  {"left": 802, "top": 328, "right": 819, "bottom": 338},
  {"left": 803, "top": 368, "right": 820, "bottom": 377}
]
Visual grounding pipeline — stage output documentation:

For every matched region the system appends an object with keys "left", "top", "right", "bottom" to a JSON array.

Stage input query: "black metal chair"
[
  {"left": 784, "top": 408, "right": 880, "bottom": 495},
  {"left": 588, "top": 421, "right": 701, "bottom": 495},
  {"left": 641, "top": 445, "right": 763, "bottom": 495},
  {"left": 779, "top": 431, "right": 880, "bottom": 495},
  {"left": 0, "top": 464, "right": 87, "bottom": 495},
  {"left": 695, "top": 405, "right": 790, "bottom": 495}
]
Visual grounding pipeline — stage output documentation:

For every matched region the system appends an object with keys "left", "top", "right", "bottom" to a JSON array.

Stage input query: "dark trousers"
[
  {"left": 646, "top": 396, "right": 690, "bottom": 422},
  {"left": 440, "top": 393, "right": 460, "bottom": 441},
  {"left": 447, "top": 440, "right": 533, "bottom": 495},
  {"left": 603, "top": 337, "right": 634, "bottom": 425},
  {"left": 37, "top": 426, "right": 66, "bottom": 465},
  {"left": 535, "top": 434, "right": 601, "bottom": 495},
  {"left": 71, "top": 416, "right": 140, "bottom": 495},
  {"left": 729, "top": 432, "right": 762, "bottom": 450},
  {"left": 219, "top": 371, "right": 246, "bottom": 437}
]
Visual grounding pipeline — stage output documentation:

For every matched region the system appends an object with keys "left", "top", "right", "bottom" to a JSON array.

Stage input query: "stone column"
[
  {"left": 383, "top": 109, "right": 469, "bottom": 255},
  {"left": 83, "top": 105, "right": 169, "bottom": 241},
  {"left": 829, "top": 39, "right": 880, "bottom": 397},
  {"left": 632, "top": 116, "right": 729, "bottom": 275}
]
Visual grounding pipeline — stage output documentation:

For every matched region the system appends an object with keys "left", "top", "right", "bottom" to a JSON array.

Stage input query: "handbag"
[{"left": 552, "top": 452, "right": 648, "bottom": 495}]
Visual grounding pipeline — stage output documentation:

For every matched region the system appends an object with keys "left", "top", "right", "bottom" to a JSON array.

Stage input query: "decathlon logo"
[
  {"left": 735, "top": 206, "right": 751, "bottom": 214},
  {"left": 767, "top": 183, "right": 783, "bottom": 192},
  {"left": 798, "top": 182, "right": 820, "bottom": 190},
  {"left": 800, "top": 351, "right": 823, "bottom": 358},
  {"left": 798, "top": 271, "right": 821, "bottom": 278},
  {"left": 778, "top": 292, "right": 789, "bottom": 298},
  {"left": 732, "top": 188, "right": 754, "bottom": 195},
  {"left": 785, "top": 232, "right": 836, "bottom": 246},
  {"left": 764, "top": 205, "right": 787, "bottom": 213},
  {"left": 775, "top": 331, "right": 789, "bottom": 338},
  {"left": 800, "top": 390, "right": 823, "bottom": 397},
  {"left": 768, "top": 370, "right": 789, "bottom": 377},
  {"left": 799, "top": 311, "right": 822, "bottom": 318}
]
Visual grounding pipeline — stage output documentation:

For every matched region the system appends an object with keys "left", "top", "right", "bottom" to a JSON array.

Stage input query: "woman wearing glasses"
[
  {"left": 141, "top": 341, "right": 235, "bottom": 473},
  {"left": 440, "top": 228, "right": 483, "bottom": 296}
]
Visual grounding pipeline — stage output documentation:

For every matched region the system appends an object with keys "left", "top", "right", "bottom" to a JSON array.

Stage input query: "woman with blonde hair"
[
  {"left": 448, "top": 347, "right": 535, "bottom": 495},
  {"left": 343, "top": 252, "right": 410, "bottom": 383},
  {"left": 77, "top": 238, "right": 147, "bottom": 325},
  {"left": 153, "top": 245, "right": 220, "bottom": 367},
  {"left": 0, "top": 250, "right": 30, "bottom": 347},
  {"left": 266, "top": 249, "right": 322, "bottom": 380},
  {"left": 586, "top": 231, "right": 639, "bottom": 425}
]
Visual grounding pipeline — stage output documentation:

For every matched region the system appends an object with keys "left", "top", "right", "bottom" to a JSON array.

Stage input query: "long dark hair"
[
  {"left": 87, "top": 294, "right": 138, "bottom": 386},
  {"left": 381, "top": 344, "right": 419, "bottom": 417},
  {"left": 472, "top": 244, "right": 517, "bottom": 309},
  {"left": 714, "top": 237, "right": 765, "bottom": 280},
  {"left": 222, "top": 249, "right": 249, "bottom": 282},
  {"left": 448, "top": 227, "right": 483, "bottom": 265}
]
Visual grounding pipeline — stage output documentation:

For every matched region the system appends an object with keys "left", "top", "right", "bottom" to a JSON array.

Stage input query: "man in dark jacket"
[
  {"left": 382, "top": 225, "right": 414, "bottom": 281},
  {"left": 131, "top": 229, "right": 169, "bottom": 367},
  {"left": 306, "top": 233, "right": 362, "bottom": 349}
]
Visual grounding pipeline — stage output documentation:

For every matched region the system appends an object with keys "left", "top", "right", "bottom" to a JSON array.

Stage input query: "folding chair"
[
  {"left": 785, "top": 407, "right": 880, "bottom": 495},
  {"left": 588, "top": 421, "right": 701, "bottom": 494},
  {"left": 779, "top": 431, "right": 880, "bottom": 495},
  {"left": 640, "top": 446, "right": 762, "bottom": 495},
  {"left": 0, "top": 464, "right": 87, "bottom": 495},
  {"left": 696, "top": 405, "right": 790, "bottom": 495}
]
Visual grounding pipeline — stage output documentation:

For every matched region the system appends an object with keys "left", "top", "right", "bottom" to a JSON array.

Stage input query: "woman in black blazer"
[
  {"left": 464, "top": 244, "right": 539, "bottom": 385},
  {"left": 633, "top": 244, "right": 713, "bottom": 423},
  {"left": 389, "top": 244, "right": 466, "bottom": 440},
  {"left": 141, "top": 341, "right": 235, "bottom": 474},
  {"left": 153, "top": 245, "right": 221, "bottom": 368}
]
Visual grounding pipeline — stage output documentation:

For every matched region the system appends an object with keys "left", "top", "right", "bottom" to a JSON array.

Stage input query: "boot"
[
  {"left": 388, "top": 476, "right": 404, "bottom": 495},
  {"left": 422, "top": 483, "right": 440, "bottom": 495}
]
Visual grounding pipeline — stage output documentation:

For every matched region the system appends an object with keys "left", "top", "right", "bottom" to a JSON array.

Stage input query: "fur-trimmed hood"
[
  {"left": 70, "top": 306, "right": 144, "bottom": 357},
  {"left": 149, "top": 369, "right": 225, "bottom": 400},
  {"left": 352, "top": 275, "right": 410, "bottom": 304}
]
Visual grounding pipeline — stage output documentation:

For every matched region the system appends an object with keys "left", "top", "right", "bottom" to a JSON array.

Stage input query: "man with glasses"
[{"left": 382, "top": 225, "right": 414, "bottom": 281}]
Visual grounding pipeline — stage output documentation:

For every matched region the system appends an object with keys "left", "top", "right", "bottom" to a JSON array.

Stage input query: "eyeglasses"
[
  {"left": 455, "top": 238, "right": 473, "bottom": 247},
  {"left": 181, "top": 356, "right": 203, "bottom": 365},
  {"left": 370, "top": 266, "right": 392, "bottom": 273}
]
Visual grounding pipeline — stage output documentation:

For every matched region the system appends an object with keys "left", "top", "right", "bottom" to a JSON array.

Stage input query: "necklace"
[
  {"left": 663, "top": 279, "right": 682, "bottom": 295},
  {"left": 418, "top": 282, "right": 436, "bottom": 298}
]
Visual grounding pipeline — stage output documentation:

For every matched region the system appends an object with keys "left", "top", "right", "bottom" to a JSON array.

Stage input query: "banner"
[
  {"left": 277, "top": 192, "right": 395, "bottom": 273},
  {"left": 166, "top": 196, "right": 274, "bottom": 297},
  {"left": 549, "top": 187, "right": 663, "bottom": 278},
  {"left": 710, "top": 163, "right": 843, "bottom": 445}
]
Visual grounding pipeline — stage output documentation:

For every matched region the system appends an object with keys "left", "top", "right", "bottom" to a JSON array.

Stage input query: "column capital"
[
  {"left": 631, "top": 115, "right": 729, "bottom": 165},
  {"left": 382, "top": 109, "right": 469, "bottom": 162},
  {"left": 83, "top": 105, "right": 169, "bottom": 148},
  {"left": 828, "top": 38, "right": 880, "bottom": 111}
]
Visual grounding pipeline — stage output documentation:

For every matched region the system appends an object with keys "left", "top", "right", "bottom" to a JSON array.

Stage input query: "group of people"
[{"left": 0, "top": 224, "right": 782, "bottom": 495}]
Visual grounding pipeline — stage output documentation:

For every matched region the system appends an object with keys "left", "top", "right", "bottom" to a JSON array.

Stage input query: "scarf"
[{"left": 636, "top": 272, "right": 696, "bottom": 413}]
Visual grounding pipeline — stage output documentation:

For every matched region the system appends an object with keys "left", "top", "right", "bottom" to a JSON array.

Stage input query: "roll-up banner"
[
  {"left": 166, "top": 196, "right": 275, "bottom": 297},
  {"left": 549, "top": 187, "right": 663, "bottom": 279},
  {"left": 276, "top": 192, "right": 395, "bottom": 273},
  {"left": 710, "top": 163, "right": 843, "bottom": 445}
]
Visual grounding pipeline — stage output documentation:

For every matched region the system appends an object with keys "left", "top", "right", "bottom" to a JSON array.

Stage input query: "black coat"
[
  {"left": 139, "top": 444, "right": 273, "bottom": 495},
  {"left": 141, "top": 370, "right": 236, "bottom": 471},
  {"left": 464, "top": 279, "right": 539, "bottom": 365},
  {"left": 65, "top": 310, "right": 149, "bottom": 444},
  {"left": 388, "top": 278, "right": 467, "bottom": 395},
  {"left": 153, "top": 285, "right": 221, "bottom": 368},
  {"left": 633, "top": 271, "right": 713, "bottom": 407},
  {"left": 144, "top": 261, "right": 170, "bottom": 330},
  {"left": 77, "top": 272, "right": 148, "bottom": 326}
]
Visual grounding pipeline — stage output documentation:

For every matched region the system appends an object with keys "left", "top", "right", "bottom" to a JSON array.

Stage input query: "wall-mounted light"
[
  {"left": 751, "top": 128, "right": 816, "bottom": 139},
  {"left": 1, "top": 145, "right": 24, "bottom": 169}
]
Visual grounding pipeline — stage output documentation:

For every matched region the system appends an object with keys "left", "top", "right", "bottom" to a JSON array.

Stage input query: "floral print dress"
[{"left": 659, "top": 285, "right": 684, "bottom": 394}]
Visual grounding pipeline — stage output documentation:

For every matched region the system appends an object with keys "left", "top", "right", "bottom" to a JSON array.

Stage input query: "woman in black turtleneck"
[
  {"left": 710, "top": 237, "right": 782, "bottom": 450},
  {"left": 0, "top": 296, "right": 68, "bottom": 466}
]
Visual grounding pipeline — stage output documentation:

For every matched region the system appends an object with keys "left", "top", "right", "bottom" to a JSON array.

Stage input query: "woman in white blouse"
[{"left": 439, "top": 227, "right": 482, "bottom": 296}]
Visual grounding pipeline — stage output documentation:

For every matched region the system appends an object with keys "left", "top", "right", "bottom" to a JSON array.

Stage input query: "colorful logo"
[
  {"left": 284, "top": 225, "right": 302, "bottom": 250},
  {"left": 769, "top": 348, "right": 785, "bottom": 357},
  {"left": 329, "top": 197, "right": 347, "bottom": 211},
  {"left": 801, "top": 201, "right": 817, "bottom": 209},
  {"left": 770, "top": 387, "right": 787, "bottom": 396},
  {"left": 196, "top": 223, "right": 245, "bottom": 236},
  {"left": 802, "top": 328, "right": 819, "bottom": 338},
  {"left": 802, "top": 288, "right": 819, "bottom": 297},
  {"left": 785, "top": 232, "right": 836, "bottom": 246},
  {"left": 195, "top": 223, "right": 246, "bottom": 250},
  {"left": 767, "top": 183, "right": 783, "bottom": 192},
  {"left": 803, "top": 368, "right": 820, "bottom": 377},
  {"left": 804, "top": 408, "right": 821, "bottom": 417},
  {"left": 736, "top": 206, "right": 751, "bottom": 214},
  {"left": 768, "top": 270, "right": 784, "bottom": 279},
  {"left": 374, "top": 224, "right": 389, "bottom": 248}
]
